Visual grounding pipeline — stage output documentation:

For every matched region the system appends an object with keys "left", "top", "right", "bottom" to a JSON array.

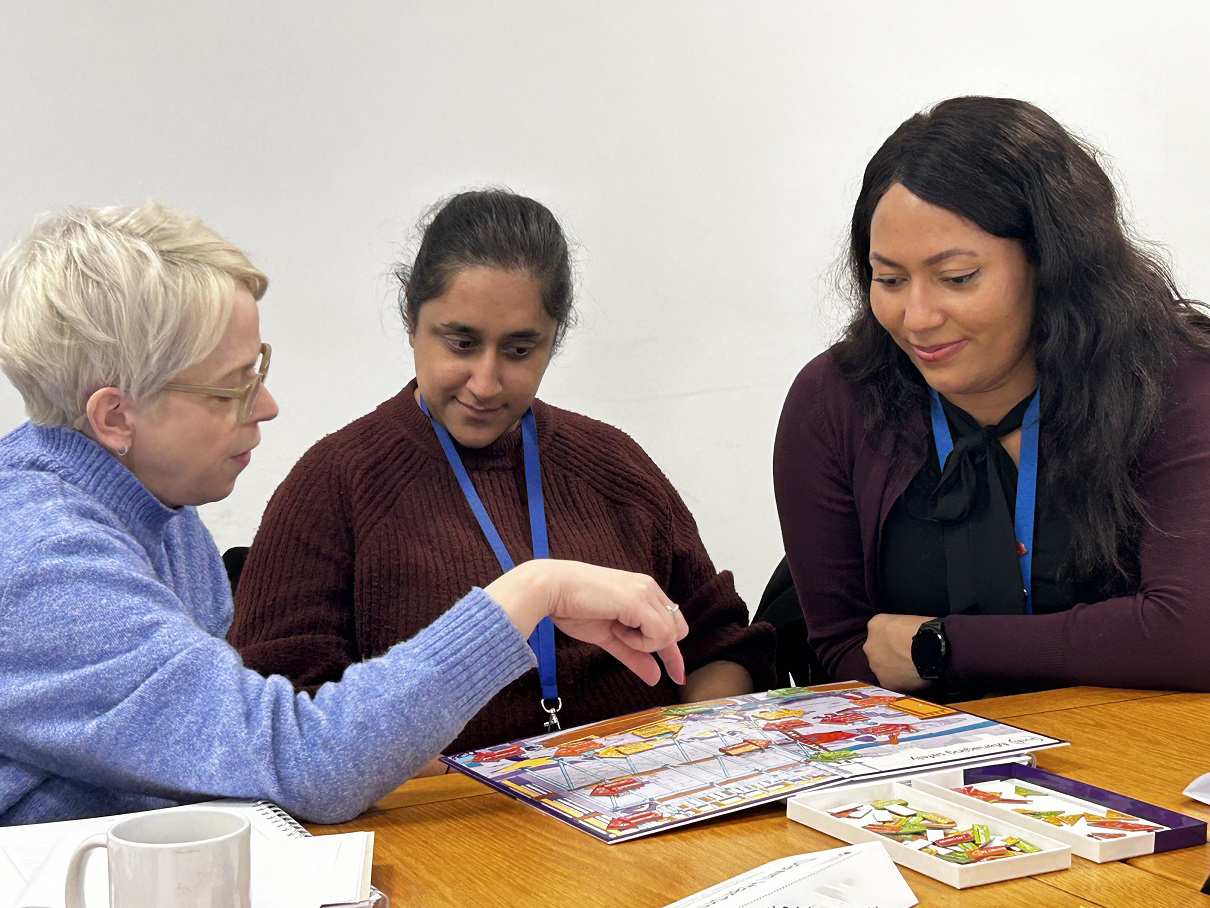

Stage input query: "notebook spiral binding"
[{"left": 252, "top": 800, "right": 310, "bottom": 838}]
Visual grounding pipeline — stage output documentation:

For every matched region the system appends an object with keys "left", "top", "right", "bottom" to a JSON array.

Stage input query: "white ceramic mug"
[{"left": 64, "top": 808, "right": 251, "bottom": 908}]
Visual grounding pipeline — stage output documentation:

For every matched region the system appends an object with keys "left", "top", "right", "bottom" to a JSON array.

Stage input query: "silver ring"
[{"left": 665, "top": 603, "right": 680, "bottom": 616}]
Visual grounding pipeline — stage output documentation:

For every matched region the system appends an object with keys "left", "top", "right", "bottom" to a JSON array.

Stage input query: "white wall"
[{"left": 2, "top": 1, "right": 1208, "bottom": 609}]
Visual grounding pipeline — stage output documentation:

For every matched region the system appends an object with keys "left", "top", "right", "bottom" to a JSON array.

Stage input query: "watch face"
[{"left": 911, "top": 624, "right": 946, "bottom": 680}]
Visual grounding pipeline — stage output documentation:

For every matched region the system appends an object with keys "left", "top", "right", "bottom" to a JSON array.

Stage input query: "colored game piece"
[
  {"left": 471, "top": 742, "right": 523, "bottom": 762},
  {"left": 1014, "top": 786, "right": 1046, "bottom": 797},
  {"left": 935, "top": 831, "right": 975, "bottom": 847},
  {"left": 871, "top": 798, "right": 908, "bottom": 809},
  {"left": 968, "top": 845, "right": 1010, "bottom": 861},
  {"left": 920, "top": 811, "right": 957, "bottom": 828},
  {"left": 552, "top": 739, "right": 601, "bottom": 757},
  {"left": 826, "top": 802, "right": 862, "bottom": 817},
  {"left": 937, "top": 851, "right": 973, "bottom": 864},
  {"left": 718, "top": 739, "right": 770, "bottom": 756},
  {"left": 864, "top": 822, "right": 907, "bottom": 835},
  {"left": 1014, "top": 808, "right": 1065, "bottom": 825},
  {"left": 809, "top": 749, "right": 857, "bottom": 762},
  {"left": 591, "top": 778, "right": 643, "bottom": 797},
  {"left": 1085, "top": 820, "right": 1162, "bottom": 832},
  {"left": 955, "top": 785, "right": 1000, "bottom": 802},
  {"left": 1008, "top": 838, "right": 1042, "bottom": 853}
]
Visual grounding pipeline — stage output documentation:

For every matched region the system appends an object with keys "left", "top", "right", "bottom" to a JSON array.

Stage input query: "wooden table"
[{"left": 309, "top": 688, "right": 1210, "bottom": 906}]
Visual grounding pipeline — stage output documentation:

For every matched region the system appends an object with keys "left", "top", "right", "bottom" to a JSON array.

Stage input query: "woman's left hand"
[{"left": 864, "top": 613, "right": 931, "bottom": 692}]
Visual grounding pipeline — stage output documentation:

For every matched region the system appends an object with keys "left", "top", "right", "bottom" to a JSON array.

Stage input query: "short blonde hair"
[{"left": 0, "top": 201, "right": 267, "bottom": 426}]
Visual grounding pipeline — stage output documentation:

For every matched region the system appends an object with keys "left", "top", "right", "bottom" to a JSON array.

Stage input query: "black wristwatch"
[{"left": 911, "top": 617, "right": 949, "bottom": 682}]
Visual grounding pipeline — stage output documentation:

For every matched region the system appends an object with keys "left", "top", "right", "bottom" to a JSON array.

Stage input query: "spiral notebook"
[{"left": 0, "top": 799, "right": 385, "bottom": 908}]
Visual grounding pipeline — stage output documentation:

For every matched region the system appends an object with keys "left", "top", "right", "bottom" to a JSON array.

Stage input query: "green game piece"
[
  {"left": 1009, "top": 839, "right": 1042, "bottom": 854},
  {"left": 937, "top": 851, "right": 973, "bottom": 864},
  {"left": 809, "top": 750, "right": 857, "bottom": 762}
]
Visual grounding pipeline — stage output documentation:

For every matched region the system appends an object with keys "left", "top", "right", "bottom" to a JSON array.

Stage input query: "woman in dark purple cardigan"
[{"left": 775, "top": 96, "right": 1210, "bottom": 698}]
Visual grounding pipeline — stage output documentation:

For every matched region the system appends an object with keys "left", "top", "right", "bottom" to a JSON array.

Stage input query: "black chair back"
[
  {"left": 222, "top": 546, "right": 249, "bottom": 597},
  {"left": 752, "top": 556, "right": 829, "bottom": 688}
]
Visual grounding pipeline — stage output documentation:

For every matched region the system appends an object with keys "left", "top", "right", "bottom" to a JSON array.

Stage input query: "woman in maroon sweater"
[
  {"left": 231, "top": 190, "right": 774, "bottom": 757},
  {"left": 775, "top": 97, "right": 1210, "bottom": 698}
]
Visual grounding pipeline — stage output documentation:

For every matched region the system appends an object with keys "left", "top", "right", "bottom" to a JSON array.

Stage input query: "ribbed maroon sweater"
[{"left": 230, "top": 382, "right": 775, "bottom": 752}]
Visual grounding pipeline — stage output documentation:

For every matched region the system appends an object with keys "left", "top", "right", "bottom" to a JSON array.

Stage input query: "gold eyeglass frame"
[{"left": 161, "top": 342, "right": 272, "bottom": 423}]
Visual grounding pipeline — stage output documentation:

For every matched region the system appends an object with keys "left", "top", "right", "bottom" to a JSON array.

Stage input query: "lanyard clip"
[{"left": 541, "top": 697, "right": 562, "bottom": 732}]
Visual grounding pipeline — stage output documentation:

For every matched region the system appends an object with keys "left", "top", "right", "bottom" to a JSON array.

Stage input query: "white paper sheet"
[
  {"left": 1182, "top": 771, "right": 1210, "bottom": 806},
  {"left": 663, "top": 842, "right": 917, "bottom": 908}
]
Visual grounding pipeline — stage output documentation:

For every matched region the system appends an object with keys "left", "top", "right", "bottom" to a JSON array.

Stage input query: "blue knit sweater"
[{"left": 0, "top": 424, "right": 535, "bottom": 825}]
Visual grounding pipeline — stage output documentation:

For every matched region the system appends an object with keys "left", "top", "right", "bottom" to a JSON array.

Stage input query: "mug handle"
[{"left": 64, "top": 833, "right": 107, "bottom": 908}]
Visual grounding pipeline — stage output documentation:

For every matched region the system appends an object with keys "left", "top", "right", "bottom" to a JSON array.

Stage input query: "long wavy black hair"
[{"left": 835, "top": 96, "right": 1210, "bottom": 584}]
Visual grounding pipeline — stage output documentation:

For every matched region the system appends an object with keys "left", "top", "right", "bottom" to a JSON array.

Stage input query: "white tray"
[
  {"left": 912, "top": 776, "right": 1159, "bottom": 862},
  {"left": 787, "top": 780, "right": 1070, "bottom": 889}
]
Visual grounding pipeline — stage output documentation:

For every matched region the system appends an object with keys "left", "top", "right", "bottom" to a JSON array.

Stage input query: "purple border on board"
[{"left": 964, "top": 763, "right": 1207, "bottom": 853}]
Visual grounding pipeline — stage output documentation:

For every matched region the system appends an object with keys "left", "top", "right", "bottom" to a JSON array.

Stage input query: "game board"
[{"left": 442, "top": 681, "right": 1065, "bottom": 842}]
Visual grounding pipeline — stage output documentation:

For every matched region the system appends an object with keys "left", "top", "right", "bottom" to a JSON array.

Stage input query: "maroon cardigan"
[
  {"left": 231, "top": 383, "right": 775, "bottom": 752},
  {"left": 773, "top": 347, "right": 1210, "bottom": 691}
]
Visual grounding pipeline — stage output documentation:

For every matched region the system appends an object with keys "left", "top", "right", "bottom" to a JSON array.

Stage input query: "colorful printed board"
[{"left": 441, "top": 682, "right": 1065, "bottom": 843}]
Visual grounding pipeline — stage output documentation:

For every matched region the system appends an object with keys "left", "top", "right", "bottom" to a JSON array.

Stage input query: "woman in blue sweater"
[{"left": 0, "top": 201, "right": 687, "bottom": 825}]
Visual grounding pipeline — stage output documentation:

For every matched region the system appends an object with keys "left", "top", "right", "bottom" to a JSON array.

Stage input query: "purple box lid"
[{"left": 964, "top": 763, "right": 1207, "bottom": 854}]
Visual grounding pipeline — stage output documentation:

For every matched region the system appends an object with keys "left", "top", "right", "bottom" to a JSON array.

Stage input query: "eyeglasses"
[{"left": 162, "top": 343, "right": 272, "bottom": 423}]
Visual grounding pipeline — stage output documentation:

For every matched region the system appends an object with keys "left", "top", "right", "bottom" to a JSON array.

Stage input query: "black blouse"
[{"left": 881, "top": 395, "right": 1113, "bottom": 619}]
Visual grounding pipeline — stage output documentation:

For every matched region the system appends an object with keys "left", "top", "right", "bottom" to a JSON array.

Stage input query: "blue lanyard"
[
  {"left": 418, "top": 396, "right": 561, "bottom": 729},
  {"left": 930, "top": 389, "right": 1040, "bottom": 614}
]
